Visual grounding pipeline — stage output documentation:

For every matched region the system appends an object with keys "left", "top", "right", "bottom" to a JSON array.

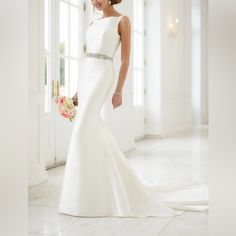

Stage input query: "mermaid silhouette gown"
[{"left": 58, "top": 15, "right": 208, "bottom": 217}]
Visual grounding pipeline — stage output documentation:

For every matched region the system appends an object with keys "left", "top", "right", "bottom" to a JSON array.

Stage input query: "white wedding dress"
[{"left": 58, "top": 15, "right": 208, "bottom": 217}]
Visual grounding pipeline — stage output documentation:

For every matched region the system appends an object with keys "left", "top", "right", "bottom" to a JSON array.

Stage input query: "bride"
[{"left": 58, "top": 0, "right": 208, "bottom": 217}]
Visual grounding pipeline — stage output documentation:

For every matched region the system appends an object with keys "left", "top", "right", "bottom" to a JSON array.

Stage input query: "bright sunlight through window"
[
  {"left": 44, "top": 0, "right": 84, "bottom": 113},
  {"left": 133, "top": 0, "right": 145, "bottom": 107}
]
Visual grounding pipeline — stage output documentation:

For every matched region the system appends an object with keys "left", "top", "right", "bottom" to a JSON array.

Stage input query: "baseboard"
[{"left": 28, "top": 170, "right": 48, "bottom": 188}]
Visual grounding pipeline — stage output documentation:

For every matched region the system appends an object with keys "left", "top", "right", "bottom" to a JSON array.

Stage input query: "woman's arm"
[
  {"left": 115, "top": 16, "right": 131, "bottom": 93},
  {"left": 72, "top": 91, "right": 78, "bottom": 106},
  {"left": 112, "top": 16, "right": 131, "bottom": 109}
]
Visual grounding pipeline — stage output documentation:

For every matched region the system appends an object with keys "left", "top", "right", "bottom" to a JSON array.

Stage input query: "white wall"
[
  {"left": 161, "top": 0, "right": 193, "bottom": 136},
  {"left": 0, "top": 1, "right": 28, "bottom": 235},
  {"left": 209, "top": 0, "right": 236, "bottom": 235},
  {"left": 146, "top": 0, "right": 192, "bottom": 137}
]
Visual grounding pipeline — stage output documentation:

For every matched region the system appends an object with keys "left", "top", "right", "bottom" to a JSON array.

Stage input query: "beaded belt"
[{"left": 86, "top": 52, "right": 113, "bottom": 61}]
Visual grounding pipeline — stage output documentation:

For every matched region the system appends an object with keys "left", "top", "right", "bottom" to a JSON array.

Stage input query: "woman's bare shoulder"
[
  {"left": 119, "top": 15, "right": 131, "bottom": 29},
  {"left": 120, "top": 15, "right": 130, "bottom": 23}
]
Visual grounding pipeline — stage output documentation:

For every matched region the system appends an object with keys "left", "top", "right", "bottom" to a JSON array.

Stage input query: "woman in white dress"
[{"left": 58, "top": 0, "right": 208, "bottom": 217}]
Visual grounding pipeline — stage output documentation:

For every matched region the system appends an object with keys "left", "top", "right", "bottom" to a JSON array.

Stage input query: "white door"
[{"left": 43, "top": 0, "right": 86, "bottom": 169}]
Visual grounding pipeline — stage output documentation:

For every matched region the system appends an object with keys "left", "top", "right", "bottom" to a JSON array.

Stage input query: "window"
[
  {"left": 191, "top": 0, "right": 201, "bottom": 123},
  {"left": 133, "top": 0, "right": 145, "bottom": 107},
  {"left": 59, "top": 0, "right": 82, "bottom": 97},
  {"left": 44, "top": 0, "right": 84, "bottom": 112}
]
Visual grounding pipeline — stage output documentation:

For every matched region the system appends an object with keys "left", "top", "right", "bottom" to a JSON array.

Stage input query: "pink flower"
[
  {"left": 62, "top": 112, "right": 70, "bottom": 118},
  {"left": 56, "top": 96, "right": 77, "bottom": 122},
  {"left": 58, "top": 96, "right": 65, "bottom": 105}
]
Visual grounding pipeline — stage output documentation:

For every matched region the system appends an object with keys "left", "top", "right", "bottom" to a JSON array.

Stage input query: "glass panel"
[
  {"left": 133, "top": 32, "right": 137, "bottom": 66},
  {"left": 133, "top": 0, "right": 144, "bottom": 33},
  {"left": 69, "top": 59, "right": 79, "bottom": 97},
  {"left": 44, "top": 55, "right": 50, "bottom": 112},
  {"left": 78, "top": 10, "right": 84, "bottom": 58},
  {"left": 60, "top": 1, "right": 69, "bottom": 55},
  {"left": 60, "top": 41, "right": 65, "bottom": 55},
  {"left": 133, "top": 69, "right": 139, "bottom": 106},
  {"left": 70, "top": 6, "right": 79, "bottom": 57},
  {"left": 133, "top": 70, "right": 144, "bottom": 106},
  {"left": 133, "top": 32, "right": 144, "bottom": 69},
  {"left": 138, "top": 0, "right": 144, "bottom": 33},
  {"left": 60, "top": 58, "right": 69, "bottom": 97},
  {"left": 133, "top": 0, "right": 145, "bottom": 107},
  {"left": 133, "top": 0, "right": 138, "bottom": 31},
  {"left": 71, "top": 0, "right": 84, "bottom": 9},
  {"left": 45, "top": 56, "right": 48, "bottom": 85},
  {"left": 70, "top": 0, "right": 78, "bottom": 5},
  {"left": 44, "top": 0, "right": 49, "bottom": 51}
]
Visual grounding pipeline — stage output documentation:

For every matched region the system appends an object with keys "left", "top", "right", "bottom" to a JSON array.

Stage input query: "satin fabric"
[{"left": 58, "top": 15, "right": 208, "bottom": 217}]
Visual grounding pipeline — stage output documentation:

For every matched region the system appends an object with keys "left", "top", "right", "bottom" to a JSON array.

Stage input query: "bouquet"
[{"left": 55, "top": 96, "right": 77, "bottom": 122}]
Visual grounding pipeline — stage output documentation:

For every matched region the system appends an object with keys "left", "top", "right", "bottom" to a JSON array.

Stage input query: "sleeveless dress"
[{"left": 58, "top": 15, "right": 208, "bottom": 217}]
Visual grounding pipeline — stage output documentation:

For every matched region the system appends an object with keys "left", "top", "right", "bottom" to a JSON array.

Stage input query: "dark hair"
[{"left": 110, "top": 0, "right": 122, "bottom": 5}]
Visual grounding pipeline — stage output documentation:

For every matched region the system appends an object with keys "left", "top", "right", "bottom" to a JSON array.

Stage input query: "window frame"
[
  {"left": 133, "top": 0, "right": 146, "bottom": 109},
  {"left": 43, "top": 0, "right": 84, "bottom": 113}
]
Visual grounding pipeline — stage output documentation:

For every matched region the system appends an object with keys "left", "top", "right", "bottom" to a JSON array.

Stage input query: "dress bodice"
[{"left": 85, "top": 15, "right": 124, "bottom": 59}]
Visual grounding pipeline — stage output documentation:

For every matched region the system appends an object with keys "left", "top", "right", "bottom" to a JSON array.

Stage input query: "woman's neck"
[{"left": 102, "top": 6, "right": 119, "bottom": 18}]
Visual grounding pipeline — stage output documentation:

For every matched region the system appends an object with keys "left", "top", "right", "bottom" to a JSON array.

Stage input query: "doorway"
[{"left": 43, "top": 0, "right": 85, "bottom": 169}]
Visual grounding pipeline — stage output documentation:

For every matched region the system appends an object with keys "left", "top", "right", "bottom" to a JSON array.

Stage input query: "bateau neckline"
[{"left": 97, "top": 15, "right": 123, "bottom": 21}]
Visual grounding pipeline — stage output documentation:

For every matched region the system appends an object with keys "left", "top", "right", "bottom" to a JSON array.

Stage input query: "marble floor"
[{"left": 28, "top": 125, "right": 208, "bottom": 236}]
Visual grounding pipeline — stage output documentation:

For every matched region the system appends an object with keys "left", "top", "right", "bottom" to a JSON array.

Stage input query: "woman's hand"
[
  {"left": 72, "top": 92, "right": 78, "bottom": 106},
  {"left": 112, "top": 92, "right": 122, "bottom": 109}
]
